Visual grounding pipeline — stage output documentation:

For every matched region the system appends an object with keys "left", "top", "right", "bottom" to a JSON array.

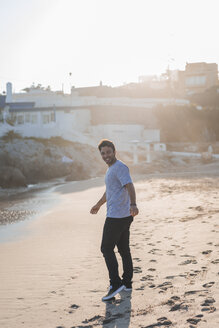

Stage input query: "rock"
[
  {"left": 0, "top": 166, "right": 27, "bottom": 188},
  {"left": 0, "top": 137, "right": 104, "bottom": 187},
  {"left": 65, "top": 162, "right": 92, "bottom": 181}
]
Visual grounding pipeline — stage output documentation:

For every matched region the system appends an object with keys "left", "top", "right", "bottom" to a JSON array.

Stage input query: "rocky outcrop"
[
  {"left": 0, "top": 137, "right": 105, "bottom": 188},
  {"left": 65, "top": 162, "right": 91, "bottom": 181},
  {"left": 0, "top": 166, "right": 27, "bottom": 188}
]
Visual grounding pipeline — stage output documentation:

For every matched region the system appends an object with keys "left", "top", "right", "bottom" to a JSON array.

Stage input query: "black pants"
[{"left": 101, "top": 216, "right": 133, "bottom": 288}]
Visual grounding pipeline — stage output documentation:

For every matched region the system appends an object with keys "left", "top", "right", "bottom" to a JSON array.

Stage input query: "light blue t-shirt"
[{"left": 105, "top": 160, "right": 132, "bottom": 218}]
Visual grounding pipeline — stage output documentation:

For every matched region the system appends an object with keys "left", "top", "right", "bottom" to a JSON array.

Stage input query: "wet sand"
[{"left": 0, "top": 172, "right": 218, "bottom": 328}]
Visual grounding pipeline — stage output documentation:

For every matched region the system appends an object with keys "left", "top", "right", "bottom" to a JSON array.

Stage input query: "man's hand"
[
  {"left": 130, "top": 204, "right": 139, "bottom": 217},
  {"left": 90, "top": 192, "right": 106, "bottom": 214},
  {"left": 90, "top": 204, "right": 100, "bottom": 214},
  {"left": 125, "top": 183, "right": 138, "bottom": 217}
]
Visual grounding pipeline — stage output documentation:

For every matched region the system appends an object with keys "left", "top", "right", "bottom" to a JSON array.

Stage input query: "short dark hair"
[{"left": 98, "top": 139, "right": 115, "bottom": 152}]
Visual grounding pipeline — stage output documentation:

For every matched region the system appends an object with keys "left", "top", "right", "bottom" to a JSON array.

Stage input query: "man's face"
[{"left": 100, "top": 146, "right": 116, "bottom": 166}]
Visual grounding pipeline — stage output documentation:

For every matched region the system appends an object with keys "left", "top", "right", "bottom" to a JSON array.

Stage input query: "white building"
[
  {"left": 6, "top": 83, "right": 190, "bottom": 108},
  {"left": 0, "top": 82, "right": 189, "bottom": 151}
]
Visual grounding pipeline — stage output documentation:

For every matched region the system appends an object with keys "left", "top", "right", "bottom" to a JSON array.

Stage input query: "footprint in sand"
[
  {"left": 70, "top": 304, "right": 79, "bottom": 309},
  {"left": 171, "top": 244, "right": 181, "bottom": 248},
  {"left": 211, "top": 259, "right": 219, "bottom": 264},
  {"left": 143, "top": 317, "right": 172, "bottom": 327},
  {"left": 165, "top": 275, "right": 176, "bottom": 280},
  {"left": 195, "top": 206, "right": 204, "bottom": 211},
  {"left": 188, "top": 269, "right": 202, "bottom": 277},
  {"left": 200, "top": 298, "right": 216, "bottom": 313},
  {"left": 148, "top": 268, "right": 156, "bottom": 272},
  {"left": 179, "top": 259, "right": 197, "bottom": 265},
  {"left": 68, "top": 304, "right": 80, "bottom": 314},
  {"left": 202, "top": 281, "right": 215, "bottom": 288},
  {"left": 184, "top": 290, "right": 208, "bottom": 296},
  {"left": 136, "top": 285, "right": 145, "bottom": 290},
  {"left": 133, "top": 257, "right": 141, "bottom": 262},
  {"left": 133, "top": 266, "right": 142, "bottom": 273},
  {"left": 140, "top": 274, "right": 154, "bottom": 281},
  {"left": 148, "top": 248, "right": 162, "bottom": 255},
  {"left": 136, "top": 308, "right": 148, "bottom": 316},
  {"left": 201, "top": 306, "right": 216, "bottom": 313},
  {"left": 180, "top": 254, "right": 195, "bottom": 258},
  {"left": 186, "top": 315, "right": 203, "bottom": 325},
  {"left": 202, "top": 250, "right": 212, "bottom": 255},
  {"left": 201, "top": 297, "right": 215, "bottom": 307},
  {"left": 170, "top": 302, "right": 188, "bottom": 312},
  {"left": 167, "top": 250, "right": 176, "bottom": 256},
  {"left": 165, "top": 295, "right": 180, "bottom": 306},
  {"left": 157, "top": 281, "right": 173, "bottom": 292},
  {"left": 148, "top": 284, "right": 156, "bottom": 288}
]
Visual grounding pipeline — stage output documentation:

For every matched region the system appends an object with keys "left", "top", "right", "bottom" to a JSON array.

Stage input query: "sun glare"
[{"left": 0, "top": 0, "right": 218, "bottom": 92}]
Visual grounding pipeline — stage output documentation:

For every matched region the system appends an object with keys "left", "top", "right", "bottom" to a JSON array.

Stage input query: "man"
[{"left": 90, "top": 139, "right": 139, "bottom": 301}]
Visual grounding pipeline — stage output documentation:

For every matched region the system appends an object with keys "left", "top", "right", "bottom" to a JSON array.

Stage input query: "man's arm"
[
  {"left": 90, "top": 191, "right": 106, "bottom": 214},
  {"left": 125, "top": 183, "right": 139, "bottom": 217}
]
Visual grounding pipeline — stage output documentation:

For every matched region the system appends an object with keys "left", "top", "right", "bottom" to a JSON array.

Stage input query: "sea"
[{"left": 0, "top": 178, "right": 65, "bottom": 243}]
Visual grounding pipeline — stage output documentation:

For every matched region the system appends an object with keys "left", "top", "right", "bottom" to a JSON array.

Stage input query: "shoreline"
[
  {"left": 0, "top": 178, "right": 66, "bottom": 226},
  {"left": 0, "top": 176, "right": 105, "bottom": 243},
  {"left": 0, "top": 161, "right": 219, "bottom": 228},
  {"left": 0, "top": 180, "right": 66, "bottom": 243}
]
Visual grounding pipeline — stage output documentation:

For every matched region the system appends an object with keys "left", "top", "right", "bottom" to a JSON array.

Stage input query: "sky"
[{"left": 0, "top": 0, "right": 218, "bottom": 93}]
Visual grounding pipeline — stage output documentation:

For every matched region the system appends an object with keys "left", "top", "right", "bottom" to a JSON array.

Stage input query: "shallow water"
[
  {"left": 0, "top": 179, "right": 65, "bottom": 243},
  {"left": 0, "top": 178, "right": 65, "bottom": 200}
]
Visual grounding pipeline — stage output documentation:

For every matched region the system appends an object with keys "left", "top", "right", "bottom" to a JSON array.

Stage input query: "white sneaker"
[{"left": 102, "top": 285, "right": 125, "bottom": 301}]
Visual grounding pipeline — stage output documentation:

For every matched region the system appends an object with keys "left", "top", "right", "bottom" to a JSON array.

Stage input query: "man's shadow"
[{"left": 102, "top": 291, "right": 132, "bottom": 328}]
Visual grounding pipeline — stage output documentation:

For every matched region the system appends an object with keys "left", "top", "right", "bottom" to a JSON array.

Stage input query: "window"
[
  {"left": 50, "top": 112, "right": 55, "bottom": 122},
  {"left": 31, "top": 114, "right": 37, "bottom": 124},
  {"left": 17, "top": 115, "right": 24, "bottom": 124},
  {"left": 186, "top": 75, "right": 206, "bottom": 86},
  {"left": 43, "top": 114, "right": 50, "bottom": 124},
  {"left": 25, "top": 113, "right": 30, "bottom": 123}
]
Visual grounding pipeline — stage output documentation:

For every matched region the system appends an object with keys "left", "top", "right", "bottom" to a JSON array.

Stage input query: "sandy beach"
[{"left": 0, "top": 170, "right": 218, "bottom": 328}]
